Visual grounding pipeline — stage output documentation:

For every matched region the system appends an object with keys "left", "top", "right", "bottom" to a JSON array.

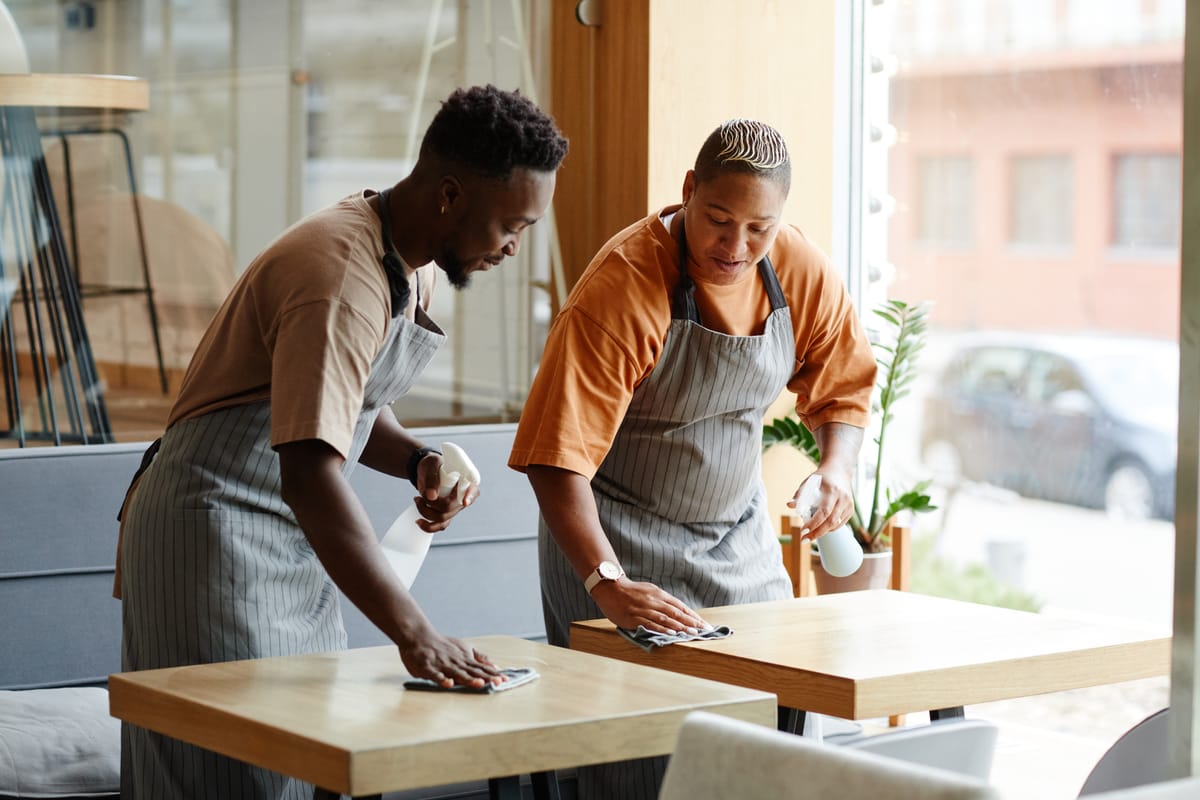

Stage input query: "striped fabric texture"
[
  {"left": 540, "top": 263, "right": 795, "bottom": 799},
  {"left": 119, "top": 307, "right": 443, "bottom": 799}
]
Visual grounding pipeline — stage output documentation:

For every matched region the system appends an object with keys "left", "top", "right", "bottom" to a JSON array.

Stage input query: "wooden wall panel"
[
  {"left": 551, "top": 1, "right": 836, "bottom": 300},
  {"left": 646, "top": 0, "right": 836, "bottom": 253}
]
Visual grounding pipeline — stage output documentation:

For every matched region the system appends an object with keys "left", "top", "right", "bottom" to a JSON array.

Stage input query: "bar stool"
[
  {"left": 0, "top": 74, "right": 147, "bottom": 445},
  {"left": 41, "top": 125, "right": 168, "bottom": 394}
]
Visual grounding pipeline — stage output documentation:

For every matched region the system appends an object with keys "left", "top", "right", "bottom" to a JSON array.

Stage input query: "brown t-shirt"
[
  {"left": 509, "top": 206, "right": 877, "bottom": 479},
  {"left": 167, "top": 190, "right": 434, "bottom": 459}
]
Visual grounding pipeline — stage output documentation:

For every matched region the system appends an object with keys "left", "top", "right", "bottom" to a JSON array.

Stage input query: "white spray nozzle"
[
  {"left": 794, "top": 474, "right": 822, "bottom": 522},
  {"left": 438, "top": 442, "right": 481, "bottom": 496}
]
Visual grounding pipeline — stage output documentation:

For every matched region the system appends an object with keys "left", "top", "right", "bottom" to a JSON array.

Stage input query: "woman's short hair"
[
  {"left": 420, "top": 84, "right": 569, "bottom": 178},
  {"left": 693, "top": 119, "right": 791, "bottom": 193}
]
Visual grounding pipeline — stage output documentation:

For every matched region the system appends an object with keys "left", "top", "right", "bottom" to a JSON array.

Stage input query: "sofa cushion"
[{"left": 0, "top": 688, "right": 118, "bottom": 798}]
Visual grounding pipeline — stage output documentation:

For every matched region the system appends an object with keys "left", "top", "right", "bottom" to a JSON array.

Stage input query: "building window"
[
  {"left": 1010, "top": 155, "right": 1073, "bottom": 248},
  {"left": 1113, "top": 153, "right": 1181, "bottom": 249},
  {"left": 917, "top": 156, "right": 974, "bottom": 246}
]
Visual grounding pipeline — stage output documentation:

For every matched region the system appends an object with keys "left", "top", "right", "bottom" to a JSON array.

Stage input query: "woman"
[{"left": 509, "top": 118, "right": 876, "bottom": 798}]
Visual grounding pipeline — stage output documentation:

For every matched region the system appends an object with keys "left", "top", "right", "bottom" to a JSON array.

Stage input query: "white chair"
[
  {"left": 1087, "top": 777, "right": 1200, "bottom": 799},
  {"left": 838, "top": 718, "right": 999, "bottom": 781},
  {"left": 658, "top": 711, "right": 1001, "bottom": 800},
  {"left": 1078, "top": 708, "right": 1168, "bottom": 795}
]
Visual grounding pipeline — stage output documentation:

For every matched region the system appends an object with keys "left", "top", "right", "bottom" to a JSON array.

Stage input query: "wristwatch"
[{"left": 583, "top": 560, "right": 625, "bottom": 594}]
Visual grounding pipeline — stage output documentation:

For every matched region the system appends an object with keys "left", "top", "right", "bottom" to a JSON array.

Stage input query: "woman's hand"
[
  {"left": 590, "top": 578, "right": 710, "bottom": 634},
  {"left": 791, "top": 467, "right": 855, "bottom": 542}
]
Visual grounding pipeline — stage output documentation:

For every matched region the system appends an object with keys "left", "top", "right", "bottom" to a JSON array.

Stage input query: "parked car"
[{"left": 920, "top": 332, "right": 1178, "bottom": 521}]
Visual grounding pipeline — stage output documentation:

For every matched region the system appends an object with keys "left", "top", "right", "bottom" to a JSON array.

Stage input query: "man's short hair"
[
  {"left": 420, "top": 84, "right": 569, "bottom": 178},
  {"left": 693, "top": 118, "right": 791, "bottom": 194}
]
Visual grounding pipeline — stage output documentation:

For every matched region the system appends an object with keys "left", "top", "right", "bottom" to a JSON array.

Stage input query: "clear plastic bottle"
[
  {"left": 380, "top": 442, "right": 480, "bottom": 588},
  {"left": 794, "top": 474, "right": 863, "bottom": 578}
]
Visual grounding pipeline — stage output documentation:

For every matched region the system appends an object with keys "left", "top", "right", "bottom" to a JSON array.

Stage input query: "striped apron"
[
  {"left": 539, "top": 236, "right": 795, "bottom": 799},
  {"left": 119, "top": 304, "right": 443, "bottom": 800}
]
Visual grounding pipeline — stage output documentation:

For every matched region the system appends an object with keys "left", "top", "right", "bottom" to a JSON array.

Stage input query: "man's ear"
[{"left": 438, "top": 175, "right": 463, "bottom": 215}]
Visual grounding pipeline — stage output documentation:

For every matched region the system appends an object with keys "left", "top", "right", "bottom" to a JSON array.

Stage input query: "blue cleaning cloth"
[
  {"left": 403, "top": 667, "right": 540, "bottom": 694},
  {"left": 617, "top": 625, "right": 734, "bottom": 652}
]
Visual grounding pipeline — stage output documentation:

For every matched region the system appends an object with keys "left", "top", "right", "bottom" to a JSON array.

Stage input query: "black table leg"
[
  {"left": 531, "top": 770, "right": 561, "bottom": 800},
  {"left": 312, "top": 789, "right": 380, "bottom": 800},
  {"left": 778, "top": 705, "right": 807, "bottom": 734},
  {"left": 489, "top": 775, "right": 522, "bottom": 800},
  {"left": 930, "top": 706, "right": 965, "bottom": 722}
]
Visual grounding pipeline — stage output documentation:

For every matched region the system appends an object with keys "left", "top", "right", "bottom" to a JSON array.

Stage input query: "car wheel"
[
  {"left": 1104, "top": 461, "right": 1156, "bottom": 522},
  {"left": 922, "top": 439, "right": 963, "bottom": 487}
]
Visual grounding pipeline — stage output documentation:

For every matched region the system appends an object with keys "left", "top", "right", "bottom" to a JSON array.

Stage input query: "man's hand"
[
  {"left": 590, "top": 578, "right": 710, "bottom": 635},
  {"left": 410, "top": 451, "right": 480, "bottom": 533},
  {"left": 398, "top": 627, "right": 503, "bottom": 688}
]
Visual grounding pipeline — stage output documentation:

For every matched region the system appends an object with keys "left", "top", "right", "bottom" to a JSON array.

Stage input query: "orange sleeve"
[
  {"left": 510, "top": 214, "right": 675, "bottom": 477},
  {"left": 775, "top": 226, "right": 876, "bottom": 430}
]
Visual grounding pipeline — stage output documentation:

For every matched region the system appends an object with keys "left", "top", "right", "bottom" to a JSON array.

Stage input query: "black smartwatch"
[{"left": 407, "top": 446, "right": 441, "bottom": 488}]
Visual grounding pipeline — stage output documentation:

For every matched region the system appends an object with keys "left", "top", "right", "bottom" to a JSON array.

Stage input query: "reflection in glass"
[{"left": 879, "top": 0, "right": 1181, "bottom": 632}]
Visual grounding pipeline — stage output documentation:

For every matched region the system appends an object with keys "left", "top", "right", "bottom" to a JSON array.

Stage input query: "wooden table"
[
  {"left": 109, "top": 635, "right": 775, "bottom": 799},
  {"left": 0, "top": 73, "right": 150, "bottom": 445},
  {"left": 570, "top": 590, "right": 1170, "bottom": 728}
]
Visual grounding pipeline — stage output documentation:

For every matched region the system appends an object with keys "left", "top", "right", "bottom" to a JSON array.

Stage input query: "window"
[
  {"left": 1113, "top": 153, "right": 1181, "bottom": 250},
  {"left": 916, "top": 156, "right": 974, "bottom": 246},
  {"left": 2, "top": 0, "right": 553, "bottom": 445},
  {"left": 878, "top": 5, "right": 1181, "bottom": 786},
  {"left": 1010, "top": 155, "right": 1073, "bottom": 248}
]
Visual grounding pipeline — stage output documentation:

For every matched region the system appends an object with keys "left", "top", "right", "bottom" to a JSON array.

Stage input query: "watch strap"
[
  {"left": 407, "top": 446, "right": 441, "bottom": 488},
  {"left": 584, "top": 562, "right": 625, "bottom": 594}
]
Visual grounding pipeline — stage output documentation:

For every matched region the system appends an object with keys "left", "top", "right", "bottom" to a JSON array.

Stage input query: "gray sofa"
[{"left": 0, "top": 423, "right": 554, "bottom": 799}]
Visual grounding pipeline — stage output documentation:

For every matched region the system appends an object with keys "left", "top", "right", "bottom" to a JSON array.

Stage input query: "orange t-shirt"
[
  {"left": 509, "top": 206, "right": 876, "bottom": 479},
  {"left": 167, "top": 190, "right": 434, "bottom": 459}
]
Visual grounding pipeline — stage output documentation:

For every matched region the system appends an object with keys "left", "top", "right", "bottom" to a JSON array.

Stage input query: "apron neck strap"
[{"left": 378, "top": 187, "right": 412, "bottom": 318}]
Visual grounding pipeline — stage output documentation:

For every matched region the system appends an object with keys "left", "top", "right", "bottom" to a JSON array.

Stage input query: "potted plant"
[{"left": 764, "top": 299, "right": 937, "bottom": 588}]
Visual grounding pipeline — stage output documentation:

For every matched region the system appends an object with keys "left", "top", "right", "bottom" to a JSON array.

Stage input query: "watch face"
[{"left": 598, "top": 561, "right": 622, "bottom": 580}]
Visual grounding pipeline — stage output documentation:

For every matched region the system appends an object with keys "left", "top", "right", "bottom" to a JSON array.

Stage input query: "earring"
[{"left": 440, "top": 205, "right": 446, "bottom": 215}]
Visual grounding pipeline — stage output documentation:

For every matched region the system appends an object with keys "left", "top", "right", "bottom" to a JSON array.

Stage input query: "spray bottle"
[
  {"left": 793, "top": 473, "right": 863, "bottom": 578},
  {"left": 380, "top": 442, "right": 481, "bottom": 589}
]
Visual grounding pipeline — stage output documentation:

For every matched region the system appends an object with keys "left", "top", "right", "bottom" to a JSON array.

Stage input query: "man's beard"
[{"left": 439, "top": 249, "right": 473, "bottom": 290}]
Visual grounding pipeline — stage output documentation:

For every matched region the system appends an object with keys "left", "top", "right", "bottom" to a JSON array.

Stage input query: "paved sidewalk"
[{"left": 973, "top": 676, "right": 1168, "bottom": 798}]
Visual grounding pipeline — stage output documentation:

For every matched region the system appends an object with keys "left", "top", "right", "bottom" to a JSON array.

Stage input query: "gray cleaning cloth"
[
  {"left": 617, "top": 625, "right": 734, "bottom": 652},
  {"left": 403, "top": 667, "right": 540, "bottom": 694}
]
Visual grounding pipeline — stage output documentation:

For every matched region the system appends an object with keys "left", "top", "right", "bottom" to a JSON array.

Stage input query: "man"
[
  {"left": 118, "top": 84, "right": 567, "bottom": 799},
  {"left": 509, "top": 118, "right": 875, "bottom": 797}
]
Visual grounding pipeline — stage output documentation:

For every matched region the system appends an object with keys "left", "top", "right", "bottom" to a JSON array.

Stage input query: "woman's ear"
[{"left": 681, "top": 169, "right": 696, "bottom": 207}]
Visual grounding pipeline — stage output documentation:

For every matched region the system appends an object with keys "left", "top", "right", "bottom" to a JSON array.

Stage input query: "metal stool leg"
[
  {"left": 0, "top": 105, "right": 111, "bottom": 444},
  {"left": 45, "top": 126, "right": 169, "bottom": 394}
]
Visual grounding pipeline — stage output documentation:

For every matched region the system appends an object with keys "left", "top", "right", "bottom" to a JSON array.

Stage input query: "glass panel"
[
  {"left": 916, "top": 155, "right": 973, "bottom": 246},
  {"left": 1, "top": 0, "right": 552, "bottom": 448},
  {"left": 886, "top": 0, "right": 1182, "bottom": 608},
  {"left": 1113, "top": 153, "right": 1181, "bottom": 250},
  {"left": 299, "top": 1, "right": 550, "bottom": 425},
  {"left": 1010, "top": 155, "right": 1072, "bottom": 247},
  {"left": 878, "top": 4, "right": 1181, "bottom": 789}
]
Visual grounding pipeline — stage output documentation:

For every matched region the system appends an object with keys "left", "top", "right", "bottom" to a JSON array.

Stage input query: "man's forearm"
[
  {"left": 359, "top": 406, "right": 429, "bottom": 479},
  {"left": 279, "top": 439, "right": 433, "bottom": 647}
]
